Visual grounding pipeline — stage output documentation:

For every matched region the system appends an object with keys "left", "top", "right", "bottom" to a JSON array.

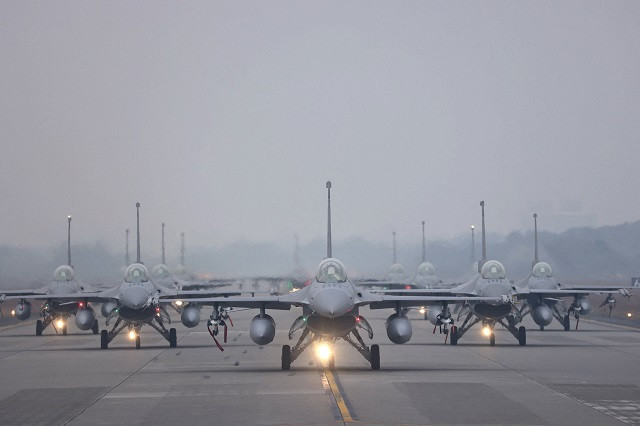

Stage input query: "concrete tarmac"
[{"left": 0, "top": 308, "right": 639, "bottom": 425}]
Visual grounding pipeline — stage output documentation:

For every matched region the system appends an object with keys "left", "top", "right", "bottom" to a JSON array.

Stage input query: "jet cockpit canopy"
[
  {"left": 417, "top": 262, "right": 435, "bottom": 276},
  {"left": 53, "top": 265, "right": 75, "bottom": 282},
  {"left": 389, "top": 263, "right": 404, "bottom": 275},
  {"left": 532, "top": 262, "right": 553, "bottom": 278},
  {"left": 125, "top": 263, "right": 149, "bottom": 283},
  {"left": 316, "top": 258, "right": 347, "bottom": 283},
  {"left": 152, "top": 264, "right": 171, "bottom": 279},
  {"left": 481, "top": 260, "right": 506, "bottom": 280}
]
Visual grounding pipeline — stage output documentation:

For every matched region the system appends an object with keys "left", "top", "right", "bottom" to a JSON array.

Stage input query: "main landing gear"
[
  {"left": 450, "top": 315, "right": 526, "bottom": 346},
  {"left": 100, "top": 311, "right": 177, "bottom": 349},
  {"left": 283, "top": 315, "right": 379, "bottom": 370}
]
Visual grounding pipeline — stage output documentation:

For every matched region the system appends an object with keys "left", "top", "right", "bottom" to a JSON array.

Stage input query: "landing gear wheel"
[
  {"left": 281, "top": 345, "right": 292, "bottom": 370},
  {"left": 92, "top": 321, "right": 99, "bottom": 335},
  {"left": 450, "top": 326, "right": 458, "bottom": 345},
  {"left": 135, "top": 335, "right": 141, "bottom": 349},
  {"left": 328, "top": 355, "right": 335, "bottom": 371},
  {"left": 100, "top": 330, "right": 109, "bottom": 349},
  {"left": 370, "top": 344, "right": 380, "bottom": 370},
  {"left": 36, "top": 320, "right": 43, "bottom": 336},
  {"left": 563, "top": 314, "right": 570, "bottom": 331},
  {"left": 518, "top": 326, "right": 527, "bottom": 346},
  {"left": 62, "top": 324, "right": 67, "bottom": 336},
  {"left": 169, "top": 328, "right": 177, "bottom": 348},
  {"left": 489, "top": 333, "right": 496, "bottom": 347}
]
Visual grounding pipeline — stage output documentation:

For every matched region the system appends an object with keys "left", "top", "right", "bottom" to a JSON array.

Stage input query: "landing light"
[
  {"left": 129, "top": 330, "right": 137, "bottom": 340},
  {"left": 419, "top": 307, "right": 426, "bottom": 315},
  {"left": 56, "top": 320, "right": 65, "bottom": 329},
  {"left": 10, "top": 309, "right": 15, "bottom": 316},
  {"left": 175, "top": 300, "right": 183, "bottom": 306},
  {"left": 627, "top": 312, "right": 632, "bottom": 318},
  {"left": 482, "top": 326, "right": 492, "bottom": 337},
  {"left": 315, "top": 342, "right": 332, "bottom": 362}
]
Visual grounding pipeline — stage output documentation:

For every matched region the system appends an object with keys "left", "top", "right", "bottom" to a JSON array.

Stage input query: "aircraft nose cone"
[
  {"left": 121, "top": 287, "right": 150, "bottom": 309},
  {"left": 310, "top": 288, "right": 354, "bottom": 318}
]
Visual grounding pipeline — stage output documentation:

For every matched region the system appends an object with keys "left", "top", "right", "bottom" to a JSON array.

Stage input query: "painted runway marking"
[{"left": 324, "top": 369, "right": 356, "bottom": 423}]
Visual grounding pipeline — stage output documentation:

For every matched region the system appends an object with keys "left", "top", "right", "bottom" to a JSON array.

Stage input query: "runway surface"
[{"left": 0, "top": 307, "right": 639, "bottom": 425}]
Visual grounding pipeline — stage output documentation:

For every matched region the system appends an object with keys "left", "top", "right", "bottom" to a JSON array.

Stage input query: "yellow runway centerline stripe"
[{"left": 324, "top": 369, "right": 355, "bottom": 423}]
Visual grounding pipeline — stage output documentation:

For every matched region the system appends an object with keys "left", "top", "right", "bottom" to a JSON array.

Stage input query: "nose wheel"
[
  {"left": 370, "top": 344, "right": 380, "bottom": 370},
  {"left": 281, "top": 345, "right": 292, "bottom": 370},
  {"left": 36, "top": 320, "right": 43, "bottom": 336},
  {"left": 100, "top": 330, "right": 109, "bottom": 349}
]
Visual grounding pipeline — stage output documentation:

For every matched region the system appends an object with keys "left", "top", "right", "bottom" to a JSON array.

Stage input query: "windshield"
[
  {"left": 125, "top": 264, "right": 149, "bottom": 283},
  {"left": 316, "top": 259, "right": 347, "bottom": 283}
]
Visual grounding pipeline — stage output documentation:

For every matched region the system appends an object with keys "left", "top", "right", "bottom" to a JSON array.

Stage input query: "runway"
[{"left": 0, "top": 308, "right": 639, "bottom": 425}]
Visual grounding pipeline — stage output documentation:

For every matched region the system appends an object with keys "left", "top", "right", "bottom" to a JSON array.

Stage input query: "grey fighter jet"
[
  {"left": 513, "top": 213, "right": 633, "bottom": 331},
  {"left": 164, "top": 182, "right": 500, "bottom": 370},
  {"left": 0, "top": 216, "right": 101, "bottom": 336},
  {"left": 40, "top": 203, "right": 240, "bottom": 349}
]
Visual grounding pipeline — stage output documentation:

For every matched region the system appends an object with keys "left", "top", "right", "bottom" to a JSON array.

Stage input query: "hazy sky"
[{"left": 1, "top": 1, "right": 639, "bottom": 256}]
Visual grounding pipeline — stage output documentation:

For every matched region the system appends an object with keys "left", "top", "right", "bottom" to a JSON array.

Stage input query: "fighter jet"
[
  {"left": 513, "top": 213, "right": 633, "bottom": 330},
  {"left": 43, "top": 203, "right": 240, "bottom": 349},
  {"left": 374, "top": 202, "right": 529, "bottom": 346},
  {"left": 414, "top": 221, "right": 443, "bottom": 289},
  {"left": 0, "top": 216, "right": 101, "bottom": 336},
  {"left": 163, "top": 182, "right": 500, "bottom": 370},
  {"left": 354, "top": 231, "right": 415, "bottom": 290}
]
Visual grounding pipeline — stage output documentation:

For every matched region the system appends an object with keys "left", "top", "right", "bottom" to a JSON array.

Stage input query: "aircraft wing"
[
  {"left": 159, "top": 294, "right": 293, "bottom": 310},
  {"left": 367, "top": 295, "right": 504, "bottom": 310},
  {"left": 365, "top": 288, "right": 478, "bottom": 297},
  {"left": 561, "top": 284, "right": 635, "bottom": 292},
  {"left": 513, "top": 287, "right": 631, "bottom": 300},
  {"left": 0, "top": 287, "right": 50, "bottom": 299}
]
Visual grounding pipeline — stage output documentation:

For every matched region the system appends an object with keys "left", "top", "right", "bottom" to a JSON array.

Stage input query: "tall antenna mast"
[
  {"left": 180, "top": 232, "right": 185, "bottom": 266},
  {"left": 161, "top": 223, "right": 166, "bottom": 265},
  {"left": 393, "top": 231, "right": 397, "bottom": 264},
  {"left": 125, "top": 229, "right": 130, "bottom": 266},
  {"left": 326, "top": 181, "right": 332, "bottom": 258},
  {"left": 479, "top": 201, "right": 486, "bottom": 272},
  {"left": 421, "top": 221, "right": 426, "bottom": 263},
  {"left": 67, "top": 215, "right": 72, "bottom": 267},
  {"left": 136, "top": 202, "right": 141, "bottom": 264},
  {"left": 533, "top": 213, "right": 539, "bottom": 266}
]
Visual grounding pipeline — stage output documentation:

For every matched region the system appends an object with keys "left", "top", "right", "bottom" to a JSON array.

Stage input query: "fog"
[
  {"left": 1, "top": 2, "right": 639, "bottom": 265},
  {"left": 2, "top": 219, "right": 638, "bottom": 289}
]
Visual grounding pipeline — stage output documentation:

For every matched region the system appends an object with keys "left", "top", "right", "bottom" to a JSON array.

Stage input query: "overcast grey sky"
[{"left": 1, "top": 1, "right": 639, "bottom": 256}]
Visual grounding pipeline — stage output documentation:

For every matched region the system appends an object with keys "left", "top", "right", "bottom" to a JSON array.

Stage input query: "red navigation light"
[
  {"left": 356, "top": 316, "right": 361, "bottom": 323},
  {"left": 78, "top": 302, "right": 84, "bottom": 308},
  {"left": 155, "top": 307, "right": 160, "bottom": 313},
  {"left": 405, "top": 285, "right": 411, "bottom": 290}
]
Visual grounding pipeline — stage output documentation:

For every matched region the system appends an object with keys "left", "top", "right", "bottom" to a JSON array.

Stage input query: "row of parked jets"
[{"left": 0, "top": 184, "right": 636, "bottom": 370}]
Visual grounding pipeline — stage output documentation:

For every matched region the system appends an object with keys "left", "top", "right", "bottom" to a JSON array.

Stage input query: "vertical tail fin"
[
  {"left": 161, "top": 223, "right": 166, "bottom": 265},
  {"left": 180, "top": 232, "right": 185, "bottom": 266},
  {"left": 125, "top": 229, "right": 130, "bottom": 267},
  {"left": 421, "top": 221, "right": 426, "bottom": 263},
  {"left": 67, "top": 215, "right": 72, "bottom": 267},
  {"left": 136, "top": 202, "right": 141, "bottom": 264},
  {"left": 326, "top": 181, "right": 332, "bottom": 258},
  {"left": 470, "top": 225, "right": 476, "bottom": 265},
  {"left": 294, "top": 234, "right": 301, "bottom": 268},
  {"left": 533, "top": 213, "right": 539, "bottom": 267},
  {"left": 392, "top": 231, "right": 397, "bottom": 264},
  {"left": 478, "top": 201, "right": 486, "bottom": 272}
]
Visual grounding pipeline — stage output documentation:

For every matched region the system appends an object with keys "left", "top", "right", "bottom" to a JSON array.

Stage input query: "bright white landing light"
[
  {"left": 316, "top": 342, "right": 332, "bottom": 362},
  {"left": 56, "top": 320, "right": 65, "bottom": 329},
  {"left": 627, "top": 313, "right": 632, "bottom": 318},
  {"left": 129, "top": 330, "right": 137, "bottom": 340},
  {"left": 175, "top": 301, "right": 183, "bottom": 306},
  {"left": 419, "top": 307, "right": 426, "bottom": 315},
  {"left": 482, "top": 326, "right": 492, "bottom": 337}
]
